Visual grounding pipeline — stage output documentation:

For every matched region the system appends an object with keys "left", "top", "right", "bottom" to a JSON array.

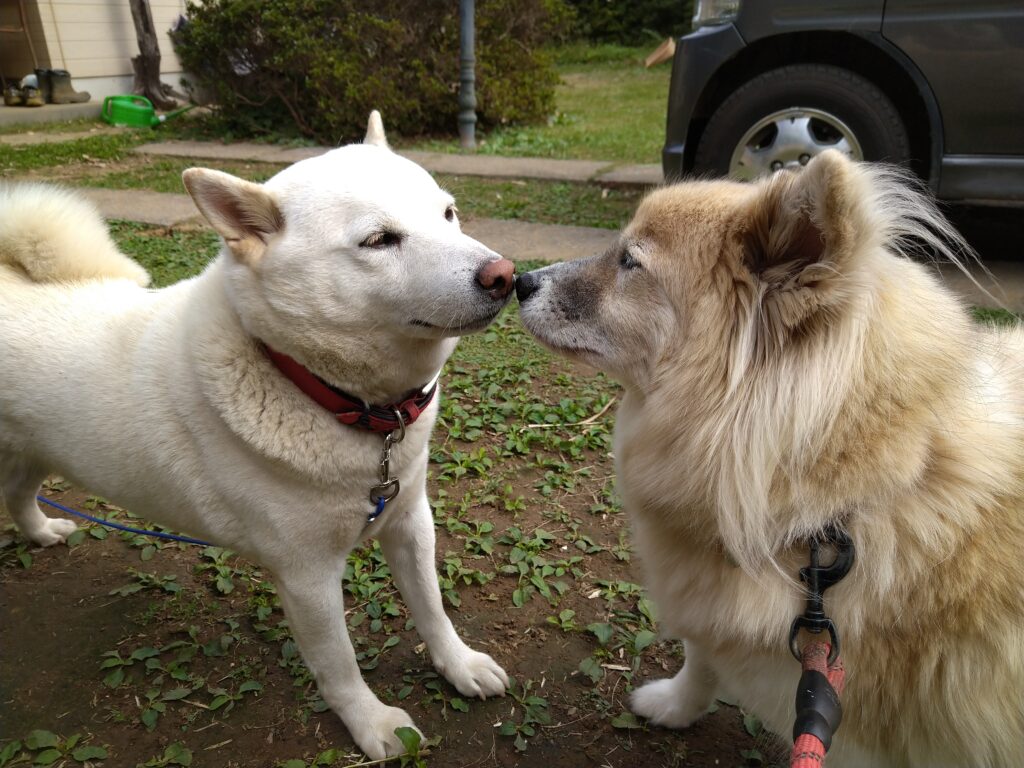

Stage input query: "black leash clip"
[{"left": 788, "top": 527, "right": 855, "bottom": 664}]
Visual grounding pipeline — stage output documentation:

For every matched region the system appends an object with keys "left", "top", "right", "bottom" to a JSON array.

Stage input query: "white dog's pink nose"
[{"left": 476, "top": 258, "right": 515, "bottom": 300}]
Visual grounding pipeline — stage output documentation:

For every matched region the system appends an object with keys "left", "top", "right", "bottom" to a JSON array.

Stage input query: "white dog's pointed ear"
[
  {"left": 741, "top": 150, "right": 860, "bottom": 332},
  {"left": 364, "top": 110, "right": 389, "bottom": 148},
  {"left": 183, "top": 168, "right": 284, "bottom": 265}
]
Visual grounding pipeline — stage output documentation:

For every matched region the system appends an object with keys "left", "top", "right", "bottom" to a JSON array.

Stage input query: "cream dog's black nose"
[
  {"left": 515, "top": 271, "right": 539, "bottom": 303},
  {"left": 476, "top": 258, "right": 515, "bottom": 300}
]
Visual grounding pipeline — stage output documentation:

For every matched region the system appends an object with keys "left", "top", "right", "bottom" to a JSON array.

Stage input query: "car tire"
[{"left": 693, "top": 64, "right": 910, "bottom": 180}]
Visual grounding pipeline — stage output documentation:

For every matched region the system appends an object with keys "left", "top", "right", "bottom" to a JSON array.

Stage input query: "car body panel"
[
  {"left": 735, "top": 1, "right": 884, "bottom": 36},
  {"left": 664, "top": 0, "right": 1024, "bottom": 200},
  {"left": 882, "top": 0, "right": 1024, "bottom": 155},
  {"left": 663, "top": 23, "right": 746, "bottom": 180}
]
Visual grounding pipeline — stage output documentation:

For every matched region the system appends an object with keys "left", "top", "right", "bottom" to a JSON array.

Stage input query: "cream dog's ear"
[
  {"left": 364, "top": 110, "right": 389, "bottom": 148},
  {"left": 740, "top": 150, "right": 861, "bottom": 333},
  {"left": 182, "top": 168, "right": 284, "bottom": 266}
]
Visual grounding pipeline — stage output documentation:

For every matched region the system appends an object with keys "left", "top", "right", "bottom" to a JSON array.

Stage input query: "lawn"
[
  {"left": 406, "top": 44, "right": 670, "bottom": 165},
  {"left": 0, "top": 135, "right": 645, "bottom": 230}
]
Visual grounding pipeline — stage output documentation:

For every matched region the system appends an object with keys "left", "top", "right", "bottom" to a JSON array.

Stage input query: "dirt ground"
[{"left": 0, "top": 471, "right": 781, "bottom": 768}]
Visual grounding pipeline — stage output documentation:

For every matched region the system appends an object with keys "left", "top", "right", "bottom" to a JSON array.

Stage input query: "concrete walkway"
[
  {"left": 77, "top": 186, "right": 619, "bottom": 263},
  {"left": 133, "top": 140, "right": 663, "bottom": 186},
  {"left": 77, "top": 186, "right": 1023, "bottom": 311},
  {"left": 0, "top": 101, "right": 100, "bottom": 129}
]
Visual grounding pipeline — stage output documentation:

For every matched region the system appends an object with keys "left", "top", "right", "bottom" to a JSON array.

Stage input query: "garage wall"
[
  {"left": 1, "top": 0, "right": 189, "bottom": 96},
  {"left": 40, "top": 0, "right": 189, "bottom": 77},
  {"left": 0, "top": 1, "right": 50, "bottom": 79}
]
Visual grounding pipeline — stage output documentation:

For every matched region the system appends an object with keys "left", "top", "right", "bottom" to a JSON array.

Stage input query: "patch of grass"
[
  {"left": 441, "top": 175, "right": 643, "bottom": 229},
  {"left": 109, "top": 221, "right": 221, "bottom": 287},
  {"left": 75, "top": 157, "right": 281, "bottom": 194},
  {"left": 0, "top": 132, "right": 146, "bottom": 175},
  {"left": 550, "top": 42, "right": 651, "bottom": 66},
  {"left": 407, "top": 46, "right": 668, "bottom": 164},
  {"left": 13, "top": 143, "right": 640, "bottom": 231}
]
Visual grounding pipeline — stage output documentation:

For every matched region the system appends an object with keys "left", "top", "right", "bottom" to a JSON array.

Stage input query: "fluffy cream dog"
[
  {"left": 517, "top": 151, "right": 1024, "bottom": 766},
  {"left": 0, "top": 114, "right": 511, "bottom": 760}
]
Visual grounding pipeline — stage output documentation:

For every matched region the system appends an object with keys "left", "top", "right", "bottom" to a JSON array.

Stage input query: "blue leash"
[
  {"left": 36, "top": 495, "right": 212, "bottom": 546},
  {"left": 37, "top": 494, "right": 388, "bottom": 547}
]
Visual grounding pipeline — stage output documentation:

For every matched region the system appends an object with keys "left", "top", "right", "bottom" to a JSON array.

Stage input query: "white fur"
[{"left": 0, "top": 121, "right": 511, "bottom": 760}]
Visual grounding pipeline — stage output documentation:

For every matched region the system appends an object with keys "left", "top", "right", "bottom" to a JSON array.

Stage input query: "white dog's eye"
[
  {"left": 620, "top": 250, "right": 642, "bottom": 270},
  {"left": 361, "top": 232, "right": 402, "bottom": 249},
  {"left": 445, "top": 205, "right": 457, "bottom": 222}
]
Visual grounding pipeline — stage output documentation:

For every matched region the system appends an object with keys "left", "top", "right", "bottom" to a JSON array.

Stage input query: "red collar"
[{"left": 265, "top": 346, "right": 437, "bottom": 433}]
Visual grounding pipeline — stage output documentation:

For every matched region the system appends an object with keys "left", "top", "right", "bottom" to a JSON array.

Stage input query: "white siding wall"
[
  {"left": 42, "top": 0, "right": 189, "bottom": 78},
  {"left": 2, "top": 1, "right": 195, "bottom": 101}
]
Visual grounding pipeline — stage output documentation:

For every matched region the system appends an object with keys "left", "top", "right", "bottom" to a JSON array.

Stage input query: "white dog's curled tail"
[{"left": 0, "top": 183, "right": 150, "bottom": 286}]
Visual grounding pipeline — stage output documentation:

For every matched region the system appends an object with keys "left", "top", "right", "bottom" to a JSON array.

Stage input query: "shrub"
[
  {"left": 567, "top": 0, "right": 692, "bottom": 45},
  {"left": 172, "top": 0, "right": 572, "bottom": 143}
]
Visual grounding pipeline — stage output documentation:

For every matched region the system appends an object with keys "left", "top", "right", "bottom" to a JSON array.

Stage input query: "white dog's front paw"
[
  {"left": 631, "top": 677, "right": 708, "bottom": 729},
  {"left": 27, "top": 517, "right": 78, "bottom": 547},
  {"left": 345, "top": 701, "right": 420, "bottom": 761},
  {"left": 435, "top": 645, "right": 509, "bottom": 699}
]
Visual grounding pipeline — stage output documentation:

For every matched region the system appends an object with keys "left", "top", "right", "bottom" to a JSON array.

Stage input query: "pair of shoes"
[
  {"left": 3, "top": 83, "right": 43, "bottom": 107},
  {"left": 36, "top": 68, "right": 90, "bottom": 104}
]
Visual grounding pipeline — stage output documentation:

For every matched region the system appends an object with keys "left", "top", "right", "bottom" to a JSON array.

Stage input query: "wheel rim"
[{"left": 728, "top": 108, "right": 864, "bottom": 182}]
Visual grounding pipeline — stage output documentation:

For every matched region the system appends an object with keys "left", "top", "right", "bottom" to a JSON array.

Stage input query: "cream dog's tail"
[{"left": 0, "top": 183, "right": 149, "bottom": 286}]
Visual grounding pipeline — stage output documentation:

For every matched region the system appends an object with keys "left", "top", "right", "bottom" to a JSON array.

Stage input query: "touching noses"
[
  {"left": 476, "top": 258, "right": 516, "bottom": 300},
  {"left": 514, "top": 270, "right": 539, "bottom": 303}
]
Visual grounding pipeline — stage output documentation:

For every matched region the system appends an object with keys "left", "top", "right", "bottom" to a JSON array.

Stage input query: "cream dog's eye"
[
  {"left": 361, "top": 231, "right": 402, "bottom": 249},
  {"left": 445, "top": 205, "right": 457, "bottom": 222},
  {"left": 620, "top": 250, "right": 642, "bottom": 270}
]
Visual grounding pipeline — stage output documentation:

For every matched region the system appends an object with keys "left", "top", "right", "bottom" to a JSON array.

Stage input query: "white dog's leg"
[
  {"left": 274, "top": 562, "right": 417, "bottom": 761},
  {"left": 0, "top": 457, "right": 77, "bottom": 547},
  {"left": 377, "top": 495, "right": 509, "bottom": 698},
  {"left": 631, "top": 639, "right": 719, "bottom": 728}
]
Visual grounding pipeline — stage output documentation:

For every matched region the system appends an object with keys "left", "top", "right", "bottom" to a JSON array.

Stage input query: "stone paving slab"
[
  {"left": 134, "top": 140, "right": 663, "bottom": 186},
  {"left": 462, "top": 218, "right": 616, "bottom": 263},
  {"left": 78, "top": 187, "right": 203, "bottom": 228},
  {"left": 402, "top": 150, "right": 611, "bottom": 182},
  {"left": 0, "top": 101, "right": 101, "bottom": 128},
  {"left": 596, "top": 164, "right": 662, "bottom": 185},
  {"left": 133, "top": 140, "right": 322, "bottom": 165}
]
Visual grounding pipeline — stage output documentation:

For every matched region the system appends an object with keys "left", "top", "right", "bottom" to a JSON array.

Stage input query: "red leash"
[
  {"left": 790, "top": 641, "right": 846, "bottom": 768},
  {"left": 788, "top": 529, "right": 854, "bottom": 767}
]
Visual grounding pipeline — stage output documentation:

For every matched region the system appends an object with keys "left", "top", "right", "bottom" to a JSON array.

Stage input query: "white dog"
[{"left": 0, "top": 113, "right": 511, "bottom": 759}]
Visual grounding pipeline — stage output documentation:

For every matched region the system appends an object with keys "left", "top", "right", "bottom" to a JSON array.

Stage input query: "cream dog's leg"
[
  {"left": 1, "top": 457, "right": 77, "bottom": 547},
  {"left": 631, "top": 639, "right": 719, "bottom": 728},
  {"left": 377, "top": 494, "right": 509, "bottom": 698},
  {"left": 274, "top": 559, "right": 417, "bottom": 761}
]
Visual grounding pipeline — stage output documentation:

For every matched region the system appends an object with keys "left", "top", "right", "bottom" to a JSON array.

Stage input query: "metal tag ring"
[{"left": 369, "top": 478, "right": 400, "bottom": 504}]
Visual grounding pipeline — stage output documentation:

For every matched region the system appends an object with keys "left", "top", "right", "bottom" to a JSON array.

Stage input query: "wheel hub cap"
[{"left": 729, "top": 108, "right": 863, "bottom": 181}]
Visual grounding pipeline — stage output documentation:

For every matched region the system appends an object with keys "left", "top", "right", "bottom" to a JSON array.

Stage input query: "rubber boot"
[
  {"left": 22, "top": 85, "right": 44, "bottom": 107},
  {"left": 4, "top": 85, "right": 24, "bottom": 106},
  {"left": 48, "top": 69, "right": 90, "bottom": 104},
  {"left": 34, "top": 68, "right": 53, "bottom": 103}
]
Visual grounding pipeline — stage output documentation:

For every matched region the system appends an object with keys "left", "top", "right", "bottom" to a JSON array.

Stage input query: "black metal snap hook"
[{"left": 789, "top": 527, "right": 855, "bottom": 664}]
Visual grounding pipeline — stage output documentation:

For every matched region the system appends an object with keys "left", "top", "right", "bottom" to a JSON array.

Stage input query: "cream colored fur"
[
  {"left": 0, "top": 113, "right": 511, "bottom": 760},
  {"left": 518, "top": 151, "right": 1024, "bottom": 766}
]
